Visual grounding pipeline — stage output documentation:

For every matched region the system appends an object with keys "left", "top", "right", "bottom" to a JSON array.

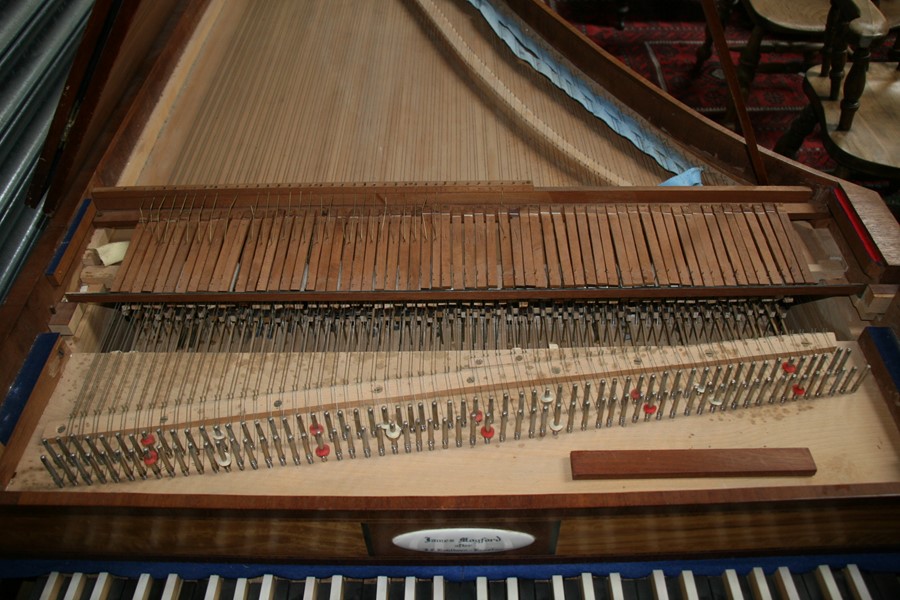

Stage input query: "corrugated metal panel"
[{"left": 0, "top": 0, "right": 94, "bottom": 302}]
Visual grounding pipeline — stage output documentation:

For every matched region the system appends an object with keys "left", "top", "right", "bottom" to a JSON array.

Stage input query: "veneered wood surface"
[{"left": 570, "top": 448, "right": 817, "bottom": 480}]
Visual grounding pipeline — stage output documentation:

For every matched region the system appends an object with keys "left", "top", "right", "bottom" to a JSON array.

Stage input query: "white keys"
[
  {"left": 62, "top": 573, "right": 87, "bottom": 600},
  {"left": 679, "top": 571, "right": 700, "bottom": 600},
  {"left": 477, "top": 576, "right": 489, "bottom": 600},
  {"left": 815, "top": 566, "right": 842, "bottom": 600},
  {"left": 258, "top": 574, "right": 276, "bottom": 600},
  {"left": 302, "top": 576, "right": 317, "bottom": 600},
  {"left": 161, "top": 574, "right": 183, "bottom": 600},
  {"left": 551, "top": 575, "right": 565, "bottom": 600},
  {"left": 608, "top": 572, "right": 625, "bottom": 600},
  {"left": 203, "top": 575, "right": 222, "bottom": 600},
  {"left": 774, "top": 567, "right": 801, "bottom": 600},
  {"left": 723, "top": 569, "right": 745, "bottom": 600},
  {"left": 375, "top": 575, "right": 389, "bottom": 600},
  {"left": 232, "top": 577, "right": 250, "bottom": 600},
  {"left": 329, "top": 575, "right": 344, "bottom": 600},
  {"left": 749, "top": 567, "right": 773, "bottom": 600},
  {"left": 433, "top": 575, "right": 445, "bottom": 600},
  {"left": 506, "top": 577, "right": 519, "bottom": 600},
  {"left": 651, "top": 570, "right": 670, "bottom": 600},
  {"left": 132, "top": 573, "right": 153, "bottom": 600},
  {"left": 580, "top": 573, "right": 596, "bottom": 600},
  {"left": 39, "top": 572, "right": 63, "bottom": 600},
  {"left": 406, "top": 576, "right": 418, "bottom": 600},
  {"left": 844, "top": 564, "right": 874, "bottom": 600},
  {"left": 88, "top": 573, "right": 112, "bottom": 600}
]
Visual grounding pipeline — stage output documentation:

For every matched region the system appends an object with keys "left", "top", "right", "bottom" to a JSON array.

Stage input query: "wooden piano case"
[{"left": 0, "top": 0, "right": 898, "bottom": 564}]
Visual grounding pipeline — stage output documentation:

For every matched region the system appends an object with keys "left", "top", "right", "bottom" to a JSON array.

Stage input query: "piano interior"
[{"left": 1, "top": 0, "right": 898, "bottom": 563}]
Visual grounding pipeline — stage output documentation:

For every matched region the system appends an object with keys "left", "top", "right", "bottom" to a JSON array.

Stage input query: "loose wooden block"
[
  {"left": 852, "top": 284, "right": 899, "bottom": 320},
  {"left": 81, "top": 248, "right": 103, "bottom": 267},
  {"left": 570, "top": 448, "right": 817, "bottom": 480},
  {"left": 80, "top": 265, "right": 119, "bottom": 287},
  {"left": 88, "top": 228, "right": 111, "bottom": 249},
  {"left": 48, "top": 302, "right": 85, "bottom": 336}
]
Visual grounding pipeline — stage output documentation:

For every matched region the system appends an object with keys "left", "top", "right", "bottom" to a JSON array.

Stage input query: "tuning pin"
[
  {"left": 97, "top": 452, "right": 119, "bottom": 483},
  {"left": 360, "top": 426, "right": 372, "bottom": 458},
  {"left": 566, "top": 385, "right": 578, "bottom": 433},
  {"left": 203, "top": 443, "right": 219, "bottom": 474},
  {"left": 40, "top": 455, "right": 65, "bottom": 488},
  {"left": 528, "top": 390, "right": 538, "bottom": 438},
  {"left": 296, "top": 415, "right": 314, "bottom": 464},
  {"left": 167, "top": 429, "right": 191, "bottom": 477},
  {"left": 254, "top": 421, "right": 273, "bottom": 468},
  {"left": 269, "top": 418, "right": 286, "bottom": 466},
  {"left": 431, "top": 402, "right": 441, "bottom": 431},
  {"left": 849, "top": 365, "right": 871, "bottom": 393},
  {"left": 242, "top": 438, "right": 258, "bottom": 470},
  {"left": 282, "top": 418, "right": 301, "bottom": 466},
  {"left": 581, "top": 382, "right": 592, "bottom": 431},
  {"left": 840, "top": 366, "right": 858, "bottom": 395},
  {"left": 500, "top": 394, "right": 509, "bottom": 442},
  {"left": 375, "top": 425, "right": 386, "bottom": 456},
  {"left": 345, "top": 424, "right": 357, "bottom": 459}
]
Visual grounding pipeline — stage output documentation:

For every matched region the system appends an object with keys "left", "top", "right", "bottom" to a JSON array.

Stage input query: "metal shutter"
[{"left": 0, "top": 0, "right": 93, "bottom": 301}]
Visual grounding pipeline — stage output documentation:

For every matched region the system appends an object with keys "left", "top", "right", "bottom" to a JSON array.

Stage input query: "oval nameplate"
[{"left": 392, "top": 527, "right": 535, "bottom": 554}]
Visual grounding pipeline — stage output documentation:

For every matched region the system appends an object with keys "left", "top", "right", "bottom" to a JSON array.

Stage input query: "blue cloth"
[
  {"left": 659, "top": 167, "right": 704, "bottom": 186},
  {"left": 467, "top": 0, "right": 699, "bottom": 177}
]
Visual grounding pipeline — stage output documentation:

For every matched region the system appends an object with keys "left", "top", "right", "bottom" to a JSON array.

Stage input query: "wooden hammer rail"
[{"left": 75, "top": 201, "right": 818, "bottom": 302}]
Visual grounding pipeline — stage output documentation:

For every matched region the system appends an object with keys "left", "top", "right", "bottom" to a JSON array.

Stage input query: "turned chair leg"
[
  {"left": 838, "top": 44, "right": 872, "bottom": 130},
  {"left": 775, "top": 105, "right": 818, "bottom": 158},
  {"left": 737, "top": 25, "right": 765, "bottom": 94},
  {"left": 693, "top": 0, "right": 736, "bottom": 74}
]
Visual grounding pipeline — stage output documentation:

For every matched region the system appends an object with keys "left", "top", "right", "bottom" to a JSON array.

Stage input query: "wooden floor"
[{"left": 116, "top": 0, "right": 736, "bottom": 188}]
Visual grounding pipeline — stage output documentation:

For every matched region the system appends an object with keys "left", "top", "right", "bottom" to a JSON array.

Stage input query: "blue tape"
[{"left": 0, "top": 333, "right": 59, "bottom": 445}]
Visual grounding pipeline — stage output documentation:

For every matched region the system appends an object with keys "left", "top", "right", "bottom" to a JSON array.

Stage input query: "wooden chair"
[
  {"left": 775, "top": 0, "right": 899, "bottom": 179},
  {"left": 695, "top": 0, "right": 831, "bottom": 93}
]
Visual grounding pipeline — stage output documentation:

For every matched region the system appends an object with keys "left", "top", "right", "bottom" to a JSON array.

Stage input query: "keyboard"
[{"left": 6, "top": 564, "right": 900, "bottom": 600}]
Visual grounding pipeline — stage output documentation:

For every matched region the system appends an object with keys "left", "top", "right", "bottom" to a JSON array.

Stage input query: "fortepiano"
[{"left": 1, "top": 0, "right": 899, "bottom": 567}]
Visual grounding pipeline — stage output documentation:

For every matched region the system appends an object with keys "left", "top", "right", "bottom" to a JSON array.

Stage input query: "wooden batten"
[{"left": 570, "top": 448, "right": 818, "bottom": 479}]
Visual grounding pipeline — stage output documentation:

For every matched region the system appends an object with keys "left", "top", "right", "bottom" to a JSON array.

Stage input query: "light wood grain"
[{"left": 807, "top": 63, "right": 900, "bottom": 175}]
